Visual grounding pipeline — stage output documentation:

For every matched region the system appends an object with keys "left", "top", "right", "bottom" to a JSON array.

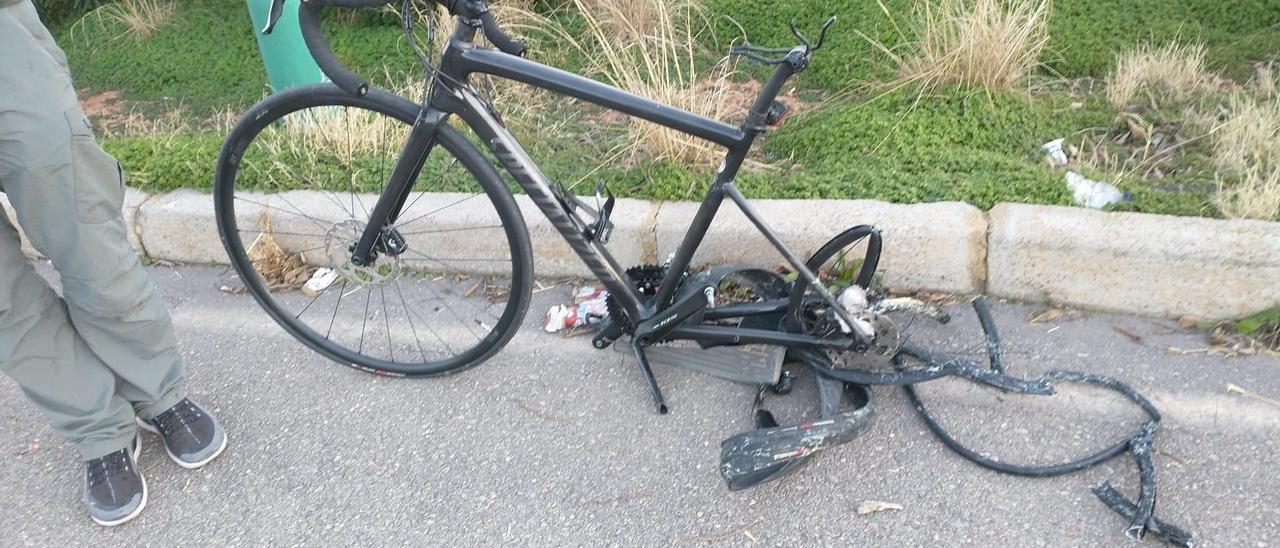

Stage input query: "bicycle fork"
[{"left": 349, "top": 108, "right": 450, "bottom": 267}]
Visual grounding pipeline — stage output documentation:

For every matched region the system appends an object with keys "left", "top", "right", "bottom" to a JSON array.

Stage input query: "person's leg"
[
  {"left": 0, "top": 1, "right": 187, "bottom": 421},
  {"left": 0, "top": 208, "right": 138, "bottom": 460}
]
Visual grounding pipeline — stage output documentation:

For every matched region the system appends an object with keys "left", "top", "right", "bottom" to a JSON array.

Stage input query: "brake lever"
[
  {"left": 788, "top": 15, "right": 837, "bottom": 53},
  {"left": 262, "top": 0, "right": 286, "bottom": 35},
  {"left": 732, "top": 15, "right": 837, "bottom": 65}
]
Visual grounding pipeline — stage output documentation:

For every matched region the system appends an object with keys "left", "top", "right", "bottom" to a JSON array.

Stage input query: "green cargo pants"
[{"left": 0, "top": 1, "right": 186, "bottom": 460}]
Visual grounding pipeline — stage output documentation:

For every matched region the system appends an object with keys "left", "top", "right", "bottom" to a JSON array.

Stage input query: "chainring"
[{"left": 605, "top": 264, "right": 669, "bottom": 332}]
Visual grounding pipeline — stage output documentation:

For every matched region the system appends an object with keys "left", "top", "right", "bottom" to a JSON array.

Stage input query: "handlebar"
[
  {"left": 479, "top": 11, "right": 526, "bottom": 57},
  {"left": 730, "top": 16, "right": 836, "bottom": 67},
  {"left": 286, "top": 0, "right": 526, "bottom": 97}
]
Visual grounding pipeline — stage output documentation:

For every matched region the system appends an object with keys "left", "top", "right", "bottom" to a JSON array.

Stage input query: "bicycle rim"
[{"left": 214, "top": 84, "right": 532, "bottom": 376}]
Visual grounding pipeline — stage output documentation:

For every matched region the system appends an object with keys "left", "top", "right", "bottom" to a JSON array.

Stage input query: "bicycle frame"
[{"left": 345, "top": 18, "right": 861, "bottom": 353}]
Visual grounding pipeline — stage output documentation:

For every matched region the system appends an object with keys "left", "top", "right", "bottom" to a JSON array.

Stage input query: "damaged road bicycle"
[{"left": 215, "top": 0, "right": 1193, "bottom": 544}]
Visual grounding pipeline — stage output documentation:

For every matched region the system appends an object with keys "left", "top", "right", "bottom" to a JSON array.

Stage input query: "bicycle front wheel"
[{"left": 214, "top": 84, "right": 532, "bottom": 377}]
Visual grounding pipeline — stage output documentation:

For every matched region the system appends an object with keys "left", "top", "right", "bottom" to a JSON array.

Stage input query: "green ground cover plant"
[{"left": 42, "top": 0, "right": 1280, "bottom": 219}]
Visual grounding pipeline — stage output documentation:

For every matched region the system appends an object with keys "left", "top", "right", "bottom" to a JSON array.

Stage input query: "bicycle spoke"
[
  {"left": 223, "top": 99, "right": 524, "bottom": 373},
  {"left": 275, "top": 161, "right": 356, "bottom": 220},
  {"left": 238, "top": 229, "right": 327, "bottom": 238},
  {"left": 295, "top": 278, "right": 339, "bottom": 320},
  {"left": 398, "top": 224, "right": 504, "bottom": 236},
  {"left": 394, "top": 279, "right": 440, "bottom": 360},
  {"left": 326, "top": 280, "right": 349, "bottom": 340},
  {"left": 402, "top": 248, "right": 510, "bottom": 265},
  {"left": 399, "top": 157, "right": 459, "bottom": 218},
  {"left": 246, "top": 245, "right": 326, "bottom": 267},
  {"left": 235, "top": 195, "right": 332, "bottom": 234},
  {"left": 411, "top": 277, "right": 486, "bottom": 341},
  {"left": 345, "top": 106, "right": 357, "bottom": 218},
  {"left": 358, "top": 286, "right": 371, "bottom": 353},
  {"left": 380, "top": 285, "right": 394, "bottom": 363},
  {"left": 394, "top": 190, "right": 479, "bottom": 229},
  {"left": 348, "top": 170, "right": 371, "bottom": 220},
  {"left": 323, "top": 188, "right": 358, "bottom": 219},
  {"left": 377, "top": 132, "right": 389, "bottom": 193}
]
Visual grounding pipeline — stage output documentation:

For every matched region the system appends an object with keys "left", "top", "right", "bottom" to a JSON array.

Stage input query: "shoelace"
[
  {"left": 153, "top": 400, "right": 202, "bottom": 436},
  {"left": 87, "top": 451, "right": 131, "bottom": 487}
]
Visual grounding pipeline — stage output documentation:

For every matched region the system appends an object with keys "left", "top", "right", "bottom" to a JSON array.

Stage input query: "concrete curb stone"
[
  {"left": 138, "top": 188, "right": 261, "bottom": 265},
  {"left": 987, "top": 203, "right": 1280, "bottom": 319},
  {"left": 653, "top": 199, "right": 988, "bottom": 294},
  {"left": 123, "top": 189, "right": 1280, "bottom": 319}
]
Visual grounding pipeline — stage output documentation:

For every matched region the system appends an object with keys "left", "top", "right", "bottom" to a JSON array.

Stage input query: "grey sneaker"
[
  {"left": 84, "top": 435, "right": 146, "bottom": 527},
  {"left": 137, "top": 398, "right": 227, "bottom": 469}
]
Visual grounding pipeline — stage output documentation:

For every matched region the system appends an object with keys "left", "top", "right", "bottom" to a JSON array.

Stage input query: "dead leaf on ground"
[
  {"left": 247, "top": 213, "right": 312, "bottom": 292},
  {"left": 483, "top": 283, "right": 511, "bottom": 303},
  {"left": 856, "top": 500, "right": 904, "bottom": 515}
]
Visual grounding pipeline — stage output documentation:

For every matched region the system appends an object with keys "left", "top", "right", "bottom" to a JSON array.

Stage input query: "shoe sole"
[
  {"left": 90, "top": 436, "right": 147, "bottom": 527},
  {"left": 136, "top": 418, "right": 228, "bottom": 470}
]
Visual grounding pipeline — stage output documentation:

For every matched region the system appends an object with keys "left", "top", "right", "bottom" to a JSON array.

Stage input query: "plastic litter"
[
  {"left": 544, "top": 287, "right": 610, "bottom": 332},
  {"left": 1066, "top": 171, "right": 1132, "bottom": 209},
  {"left": 300, "top": 267, "right": 339, "bottom": 297},
  {"left": 1042, "top": 138, "right": 1069, "bottom": 167}
]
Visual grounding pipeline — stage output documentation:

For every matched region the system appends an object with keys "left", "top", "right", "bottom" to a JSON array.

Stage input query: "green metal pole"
[{"left": 246, "top": 0, "right": 326, "bottom": 92}]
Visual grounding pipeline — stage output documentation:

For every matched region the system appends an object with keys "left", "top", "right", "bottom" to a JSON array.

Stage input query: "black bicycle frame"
[{"left": 344, "top": 15, "right": 862, "bottom": 350}]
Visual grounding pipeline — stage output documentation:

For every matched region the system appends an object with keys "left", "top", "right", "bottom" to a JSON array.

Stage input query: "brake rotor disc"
[
  {"left": 828, "top": 313, "right": 901, "bottom": 371},
  {"left": 324, "top": 219, "right": 401, "bottom": 286}
]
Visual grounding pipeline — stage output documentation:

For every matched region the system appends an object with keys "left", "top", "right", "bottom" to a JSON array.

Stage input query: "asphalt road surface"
[{"left": 1, "top": 265, "right": 1277, "bottom": 546}]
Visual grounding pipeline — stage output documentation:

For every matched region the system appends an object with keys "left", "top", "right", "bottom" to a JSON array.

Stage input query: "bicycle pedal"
[{"left": 643, "top": 342, "right": 784, "bottom": 385}]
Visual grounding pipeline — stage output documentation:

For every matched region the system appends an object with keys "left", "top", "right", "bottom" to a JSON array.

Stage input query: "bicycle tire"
[
  {"left": 785, "top": 225, "right": 881, "bottom": 332},
  {"left": 214, "top": 84, "right": 533, "bottom": 377}
]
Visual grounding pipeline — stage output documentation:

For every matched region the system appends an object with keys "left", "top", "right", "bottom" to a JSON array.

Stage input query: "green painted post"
[{"left": 246, "top": 0, "right": 326, "bottom": 91}]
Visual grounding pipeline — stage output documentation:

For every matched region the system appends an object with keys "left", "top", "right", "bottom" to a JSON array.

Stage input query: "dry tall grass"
[
  {"left": 1106, "top": 42, "right": 1208, "bottom": 110},
  {"left": 1214, "top": 95, "right": 1280, "bottom": 175},
  {"left": 863, "top": 0, "right": 1052, "bottom": 93},
  {"left": 1217, "top": 168, "right": 1280, "bottom": 221},
  {"left": 260, "top": 76, "right": 427, "bottom": 175},
  {"left": 1214, "top": 95, "right": 1280, "bottom": 220},
  {"left": 538, "top": 0, "right": 741, "bottom": 166},
  {"left": 1251, "top": 63, "right": 1278, "bottom": 101},
  {"left": 586, "top": 0, "right": 664, "bottom": 42},
  {"left": 78, "top": 0, "right": 175, "bottom": 41}
]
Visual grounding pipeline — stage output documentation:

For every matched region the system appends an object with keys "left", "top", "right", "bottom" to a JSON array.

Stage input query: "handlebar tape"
[
  {"left": 298, "top": 0, "right": 389, "bottom": 96},
  {"left": 479, "top": 12, "right": 526, "bottom": 57},
  {"left": 298, "top": 0, "right": 524, "bottom": 96}
]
